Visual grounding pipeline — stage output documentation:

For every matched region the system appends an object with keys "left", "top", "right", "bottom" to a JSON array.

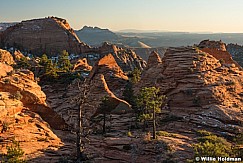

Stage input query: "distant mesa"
[{"left": 75, "top": 26, "right": 119, "bottom": 46}]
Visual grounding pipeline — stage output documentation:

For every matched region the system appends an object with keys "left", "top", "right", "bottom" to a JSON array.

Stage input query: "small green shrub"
[
  {"left": 233, "top": 133, "right": 243, "bottom": 145},
  {"left": 3, "top": 140, "right": 26, "bottom": 163},
  {"left": 192, "top": 131, "right": 239, "bottom": 162},
  {"left": 156, "top": 131, "right": 177, "bottom": 138},
  {"left": 196, "top": 130, "right": 212, "bottom": 136}
]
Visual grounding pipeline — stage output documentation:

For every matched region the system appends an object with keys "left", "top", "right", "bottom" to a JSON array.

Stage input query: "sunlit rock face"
[{"left": 136, "top": 46, "right": 243, "bottom": 134}]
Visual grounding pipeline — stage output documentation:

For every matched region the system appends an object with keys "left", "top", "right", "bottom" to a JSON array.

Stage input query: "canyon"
[{"left": 0, "top": 17, "right": 242, "bottom": 162}]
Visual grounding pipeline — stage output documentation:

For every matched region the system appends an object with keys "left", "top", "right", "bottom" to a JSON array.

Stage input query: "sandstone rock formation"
[
  {"left": 0, "top": 59, "right": 66, "bottom": 129},
  {"left": 13, "top": 50, "right": 25, "bottom": 60},
  {"left": 198, "top": 40, "right": 241, "bottom": 68},
  {"left": 0, "top": 49, "right": 15, "bottom": 65},
  {"left": 133, "top": 47, "right": 166, "bottom": 62},
  {"left": 1, "top": 17, "right": 146, "bottom": 72},
  {"left": 1, "top": 17, "right": 90, "bottom": 55},
  {"left": 73, "top": 58, "right": 92, "bottom": 71},
  {"left": 0, "top": 51, "right": 72, "bottom": 162},
  {"left": 84, "top": 42, "right": 147, "bottom": 71},
  {"left": 198, "top": 39, "right": 227, "bottom": 51},
  {"left": 146, "top": 51, "right": 162, "bottom": 69},
  {"left": 89, "top": 53, "right": 128, "bottom": 95},
  {"left": 0, "top": 63, "right": 13, "bottom": 77},
  {"left": 136, "top": 46, "right": 243, "bottom": 134},
  {"left": 43, "top": 54, "right": 131, "bottom": 128}
]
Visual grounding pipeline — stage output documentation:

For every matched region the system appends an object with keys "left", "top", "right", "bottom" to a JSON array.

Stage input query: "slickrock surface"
[
  {"left": 136, "top": 47, "right": 243, "bottom": 134},
  {"left": 89, "top": 53, "right": 128, "bottom": 95},
  {"left": 0, "top": 53, "right": 71, "bottom": 162},
  {"left": 0, "top": 49, "right": 15, "bottom": 65},
  {"left": 43, "top": 54, "right": 131, "bottom": 129}
]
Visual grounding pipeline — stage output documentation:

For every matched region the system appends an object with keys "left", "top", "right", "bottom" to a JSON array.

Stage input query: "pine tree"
[
  {"left": 130, "top": 68, "right": 141, "bottom": 84},
  {"left": 136, "top": 87, "right": 165, "bottom": 139},
  {"left": 57, "top": 50, "right": 72, "bottom": 72}
]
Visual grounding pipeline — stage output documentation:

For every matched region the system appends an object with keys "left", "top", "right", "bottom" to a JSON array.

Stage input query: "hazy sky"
[{"left": 1, "top": 0, "right": 243, "bottom": 33}]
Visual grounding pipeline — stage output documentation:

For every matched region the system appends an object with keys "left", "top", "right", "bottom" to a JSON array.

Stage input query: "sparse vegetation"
[
  {"left": 156, "top": 131, "right": 177, "bottom": 138},
  {"left": 129, "top": 67, "right": 141, "bottom": 84},
  {"left": 98, "top": 96, "right": 112, "bottom": 134},
  {"left": 136, "top": 87, "right": 166, "bottom": 139},
  {"left": 57, "top": 50, "right": 72, "bottom": 72},
  {"left": 191, "top": 130, "right": 243, "bottom": 162},
  {"left": 2, "top": 140, "right": 26, "bottom": 163},
  {"left": 14, "top": 57, "right": 31, "bottom": 70}
]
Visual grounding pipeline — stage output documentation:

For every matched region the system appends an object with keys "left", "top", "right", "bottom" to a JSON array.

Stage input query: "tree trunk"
[
  {"left": 103, "top": 113, "right": 106, "bottom": 134},
  {"left": 77, "top": 104, "right": 83, "bottom": 161},
  {"left": 153, "top": 107, "right": 156, "bottom": 139},
  {"left": 76, "top": 79, "right": 88, "bottom": 161}
]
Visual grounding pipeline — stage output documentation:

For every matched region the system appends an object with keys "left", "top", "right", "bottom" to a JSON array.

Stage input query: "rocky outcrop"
[
  {"left": 43, "top": 54, "right": 131, "bottom": 128},
  {"left": 0, "top": 66, "right": 66, "bottom": 129},
  {"left": 85, "top": 42, "right": 147, "bottom": 71},
  {"left": 136, "top": 46, "right": 243, "bottom": 134},
  {"left": 0, "top": 63, "right": 13, "bottom": 77},
  {"left": 0, "top": 49, "right": 15, "bottom": 65},
  {"left": 198, "top": 39, "right": 227, "bottom": 51},
  {"left": 146, "top": 51, "right": 162, "bottom": 69},
  {"left": 198, "top": 40, "right": 241, "bottom": 69},
  {"left": 73, "top": 58, "right": 92, "bottom": 71},
  {"left": 133, "top": 47, "right": 166, "bottom": 62},
  {"left": 13, "top": 50, "right": 25, "bottom": 60},
  {"left": 89, "top": 53, "right": 128, "bottom": 96},
  {"left": 1, "top": 17, "right": 90, "bottom": 56}
]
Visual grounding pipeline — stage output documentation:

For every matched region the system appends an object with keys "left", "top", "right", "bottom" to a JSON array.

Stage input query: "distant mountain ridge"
[{"left": 75, "top": 26, "right": 119, "bottom": 46}]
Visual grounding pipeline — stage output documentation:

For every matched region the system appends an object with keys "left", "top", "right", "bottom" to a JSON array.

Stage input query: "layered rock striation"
[
  {"left": 198, "top": 40, "right": 241, "bottom": 68},
  {"left": 1, "top": 17, "right": 90, "bottom": 55},
  {"left": 137, "top": 47, "right": 243, "bottom": 134},
  {"left": 43, "top": 54, "right": 131, "bottom": 129}
]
